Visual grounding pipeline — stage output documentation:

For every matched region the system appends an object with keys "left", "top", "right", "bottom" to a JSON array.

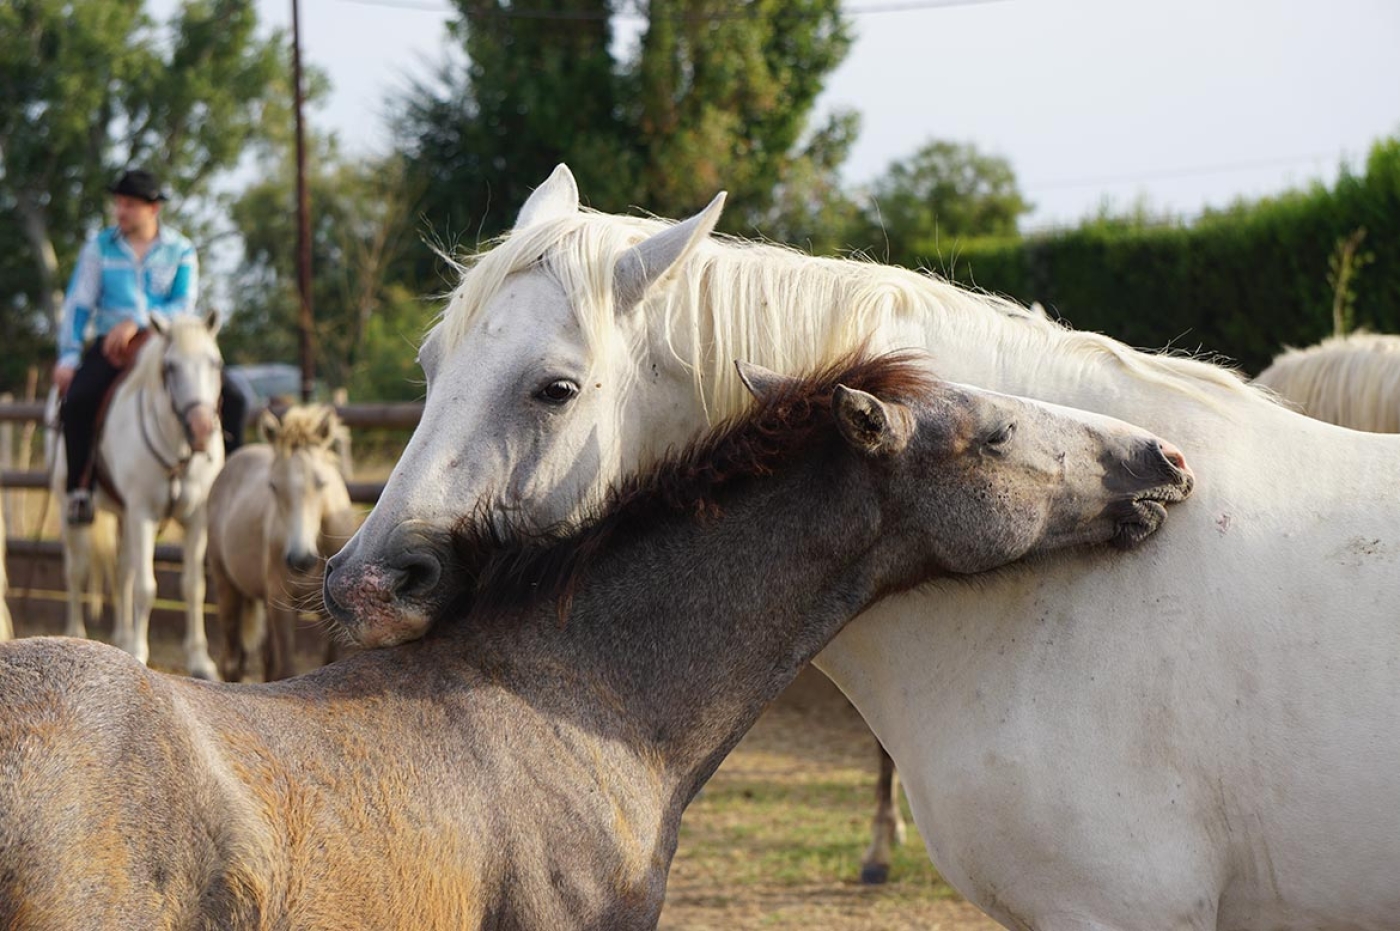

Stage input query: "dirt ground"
[
  {"left": 4, "top": 604, "right": 999, "bottom": 930},
  {"left": 658, "top": 668, "right": 1001, "bottom": 930}
]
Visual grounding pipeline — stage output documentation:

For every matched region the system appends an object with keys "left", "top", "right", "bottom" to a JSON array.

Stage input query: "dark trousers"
[
  {"left": 221, "top": 381, "right": 246, "bottom": 457},
  {"left": 62, "top": 343, "right": 123, "bottom": 493},
  {"left": 62, "top": 340, "right": 248, "bottom": 491}
]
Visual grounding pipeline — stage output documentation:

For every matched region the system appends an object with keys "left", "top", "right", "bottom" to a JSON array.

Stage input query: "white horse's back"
[{"left": 1255, "top": 331, "right": 1400, "bottom": 432}]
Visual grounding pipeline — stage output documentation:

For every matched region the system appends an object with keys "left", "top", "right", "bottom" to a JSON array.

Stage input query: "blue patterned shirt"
[{"left": 57, "top": 225, "right": 199, "bottom": 368}]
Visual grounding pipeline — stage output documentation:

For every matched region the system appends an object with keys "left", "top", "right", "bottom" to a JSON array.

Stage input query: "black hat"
[{"left": 108, "top": 168, "right": 169, "bottom": 203}]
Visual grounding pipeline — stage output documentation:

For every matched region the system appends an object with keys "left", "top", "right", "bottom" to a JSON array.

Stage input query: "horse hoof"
[
  {"left": 860, "top": 863, "right": 890, "bottom": 885},
  {"left": 189, "top": 663, "right": 222, "bottom": 682}
]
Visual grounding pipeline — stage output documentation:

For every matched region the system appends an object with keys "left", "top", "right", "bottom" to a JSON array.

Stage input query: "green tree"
[
  {"left": 221, "top": 142, "right": 429, "bottom": 396},
  {"left": 395, "top": 0, "right": 853, "bottom": 259},
  {"left": 0, "top": 0, "right": 287, "bottom": 388},
  {"left": 744, "top": 109, "right": 866, "bottom": 254},
  {"left": 865, "top": 139, "right": 1032, "bottom": 266}
]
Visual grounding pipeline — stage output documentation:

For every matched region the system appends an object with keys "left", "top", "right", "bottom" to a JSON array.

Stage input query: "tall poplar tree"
[{"left": 396, "top": 0, "right": 852, "bottom": 250}]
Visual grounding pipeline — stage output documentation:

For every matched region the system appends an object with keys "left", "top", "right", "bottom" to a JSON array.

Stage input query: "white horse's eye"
[{"left": 535, "top": 380, "right": 580, "bottom": 404}]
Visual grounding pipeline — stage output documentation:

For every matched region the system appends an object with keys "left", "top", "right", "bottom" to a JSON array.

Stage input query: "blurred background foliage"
[{"left": 1, "top": 0, "right": 1396, "bottom": 400}]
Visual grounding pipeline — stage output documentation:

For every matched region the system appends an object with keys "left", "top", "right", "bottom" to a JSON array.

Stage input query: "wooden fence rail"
[{"left": 0, "top": 400, "right": 422, "bottom": 506}]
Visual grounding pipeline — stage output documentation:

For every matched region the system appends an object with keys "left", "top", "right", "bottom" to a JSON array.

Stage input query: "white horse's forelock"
[
  {"left": 438, "top": 208, "right": 1270, "bottom": 422},
  {"left": 127, "top": 315, "right": 220, "bottom": 390}
]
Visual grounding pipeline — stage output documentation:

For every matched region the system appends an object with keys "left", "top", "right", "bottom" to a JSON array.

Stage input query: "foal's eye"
[
  {"left": 535, "top": 380, "right": 580, "bottom": 405},
  {"left": 984, "top": 422, "right": 1016, "bottom": 451}
]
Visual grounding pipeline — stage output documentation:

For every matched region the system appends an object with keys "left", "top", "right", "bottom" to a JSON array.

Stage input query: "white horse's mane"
[{"left": 438, "top": 209, "right": 1266, "bottom": 421}]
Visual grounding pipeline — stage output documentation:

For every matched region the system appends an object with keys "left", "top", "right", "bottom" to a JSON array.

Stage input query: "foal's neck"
[{"left": 460, "top": 451, "right": 887, "bottom": 802}]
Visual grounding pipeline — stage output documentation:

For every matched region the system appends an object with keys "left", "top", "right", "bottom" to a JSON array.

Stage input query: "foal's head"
[
  {"left": 733, "top": 353, "right": 1195, "bottom": 584},
  {"left": 259, "top": 405, "right": 347, "bottom": 573}
]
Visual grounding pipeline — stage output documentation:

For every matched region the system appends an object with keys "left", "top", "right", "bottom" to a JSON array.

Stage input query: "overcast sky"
[{"left": 224, "top": 0, "right": 1399, "bottom": 229}]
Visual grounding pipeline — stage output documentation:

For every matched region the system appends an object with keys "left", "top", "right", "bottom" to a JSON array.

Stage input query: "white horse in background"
[
  {"left": 54, "top": 312, "right": 225, "bottom": 678},
  {"left": 323, "top": 165, "right": 1400, "bottom": 931},
  {"left": 208, "top": 404, "right": 358, "bottom": 682},
  {"left": 1255, "top": 330, "right": 1400, "bottom": 432}
]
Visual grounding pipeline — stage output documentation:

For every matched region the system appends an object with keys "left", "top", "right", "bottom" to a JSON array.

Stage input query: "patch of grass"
[{"left": 675, "top": 769, "right": 956, "bottom": 899}]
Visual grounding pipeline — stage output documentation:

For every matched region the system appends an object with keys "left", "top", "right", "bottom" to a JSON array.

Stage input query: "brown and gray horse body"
[
  {"left": 0, "top": 352, "right": 1192, "bottom": 929},
  {"left": 208, "top": 404, "right": 358, "bottom": 681}
]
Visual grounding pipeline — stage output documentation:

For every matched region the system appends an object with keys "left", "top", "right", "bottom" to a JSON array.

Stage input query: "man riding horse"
[{"left": 53, "top": 167, "right": 247, "bottom": 525}]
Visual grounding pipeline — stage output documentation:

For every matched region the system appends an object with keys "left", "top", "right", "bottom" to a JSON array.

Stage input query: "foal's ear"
[
  {"left": 834, "top": 385, "right": 913, "bottom": 456},
  {"left": 614, "top": 191, "right": 726, "bottom": 314},
  {"left": 735, "top": 359, "right": 796, "bottom": 401},
  {"left": 258, "top": 408, "right": 282, "bottom": 445},
  {"left": 204, "top": 308, "right": 222, "bottom": 336},
  {"left": 314, "top": 406, "right": 339, "bottom": 447},
  {"left": 148, "top": 311, "right": 170, "bottom": 336},
  {"left": 514, "top": 164, "right": 580, "bottom": 230}
]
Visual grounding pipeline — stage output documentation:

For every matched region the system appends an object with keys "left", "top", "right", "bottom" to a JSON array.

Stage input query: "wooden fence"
[{"left": 1, "top": 398, "right": 422, "bottom": 633}]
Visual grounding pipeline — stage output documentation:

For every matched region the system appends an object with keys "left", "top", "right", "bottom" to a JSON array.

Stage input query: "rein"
[{"left": 133, "top": 351, "right": 220, "bottom": 522}]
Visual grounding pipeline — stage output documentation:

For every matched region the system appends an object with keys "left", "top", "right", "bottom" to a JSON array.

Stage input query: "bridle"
[{"left": 135, "top": 340, "right": 222, "bottom": 518}]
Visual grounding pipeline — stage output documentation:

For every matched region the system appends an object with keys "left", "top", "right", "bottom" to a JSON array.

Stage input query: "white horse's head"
[
  {"left": 141, "top": 310, "right": 224, "bottom": 453},
  {"left": 321, "top": 164, "right": 1196, "bottom": 647},
  {"left": 259, "top": 405, "right": 349, "bottom": 573},
  {"left": 326, "top": 166, "right": 736, "bottom": 645}
]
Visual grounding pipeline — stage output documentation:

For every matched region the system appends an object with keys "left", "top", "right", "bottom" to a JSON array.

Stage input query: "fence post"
[
  {"left": 15, "top": 368, "right": 39, "bottom": 536},
  {"left": 0, "top": 392, "right": 13, "bottom": 536},
  {"left": 332, "top": 387, "right": 355, "bottom": 480}
]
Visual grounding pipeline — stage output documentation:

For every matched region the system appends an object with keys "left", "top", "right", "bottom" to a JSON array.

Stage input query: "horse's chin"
[{"left": 1109, "top": 499, "right": 1169, "bottom": 550}]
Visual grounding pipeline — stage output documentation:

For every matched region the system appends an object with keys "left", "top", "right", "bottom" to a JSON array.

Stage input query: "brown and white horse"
[
  {"left": 207, "top": 404, "right": 358, "bottom": 681},
  {"left": 0, "top": 351, "right": 1190, "bottom": 929}
]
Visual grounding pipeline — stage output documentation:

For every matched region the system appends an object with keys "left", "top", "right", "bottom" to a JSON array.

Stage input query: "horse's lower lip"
[{"left": 1110, "top": 500, "right": 1168, "bottom": 550}]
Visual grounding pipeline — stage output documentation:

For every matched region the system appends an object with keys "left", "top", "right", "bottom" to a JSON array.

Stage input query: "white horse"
[
  {"left": 1255, "top": 330, "right": 1400, "bottom": 432},
  {"left": 55, "top": 312, "right": 225, "bottom": 678},
  {"left": 324, "top": 166, "right": 1400, "bottom": 931}
]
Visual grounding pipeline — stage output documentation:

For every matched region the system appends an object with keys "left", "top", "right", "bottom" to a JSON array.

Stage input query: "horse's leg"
[
  {"left": 61, "top": 523, "right": 92, "bottom": 639},
  {"left": 860, "top": 740, "right": 906, "bottom": 885},
  {"left": 213, "top": 564, "right": 248, "bottom": 682},
  {"left": 120, "top": 513, "right": 158, "bottom": 665},
  {"left": 263, "top": 598, "right": 297, "bottom": 681},
  {"left": 262, "top": 565, "right": 297, "bottom": 681},
  {"left": 180, "top": 508, "right": 219, "bottom": 680}
]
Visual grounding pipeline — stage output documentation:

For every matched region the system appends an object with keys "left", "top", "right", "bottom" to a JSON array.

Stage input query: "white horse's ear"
[
  {"left": 514, "top": 164, "right": 580, "bottom": 230},
  {"left": 833, "top": 385, "right": 912, "bottom": 456},
  {"left": 204, "top": 308, "right": 222, "bottom": 336},
  {"left": 258, "top": 408, "right": 282, "bottom": 445},
  {"left": 614, "top": 191, "right": 727, "bottom": 314},
  {"left": 315, "top": 406, "right": 339, "bottom": 447},
  {"left": 735, "top": 359, "right": 795, "bottom": 401},
  {"left": 148, "top": 311, "right": 171, "bottom": 336}
]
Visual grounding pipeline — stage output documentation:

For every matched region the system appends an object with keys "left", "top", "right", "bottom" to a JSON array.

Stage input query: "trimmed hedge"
[{"left": 904, "top": 138, "right": 1400, "bottom": 376}]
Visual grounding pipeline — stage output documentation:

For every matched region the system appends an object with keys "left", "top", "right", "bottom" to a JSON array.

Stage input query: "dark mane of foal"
[{"left": 439, "top": 349, "right": 939, "bottom": 628}]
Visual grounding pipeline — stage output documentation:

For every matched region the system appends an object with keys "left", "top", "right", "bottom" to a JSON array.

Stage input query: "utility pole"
[{"left": 291, "top": 0, "right": 315, "bottom": 402}]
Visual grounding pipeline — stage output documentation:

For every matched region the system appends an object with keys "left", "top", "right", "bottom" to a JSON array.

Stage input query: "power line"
[
  {"left": 1024, "top": 150, "right": 1349, "bottom": 193},
  {"left": 336, "top": 0, "right": 1012, "bottom": 18}
]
